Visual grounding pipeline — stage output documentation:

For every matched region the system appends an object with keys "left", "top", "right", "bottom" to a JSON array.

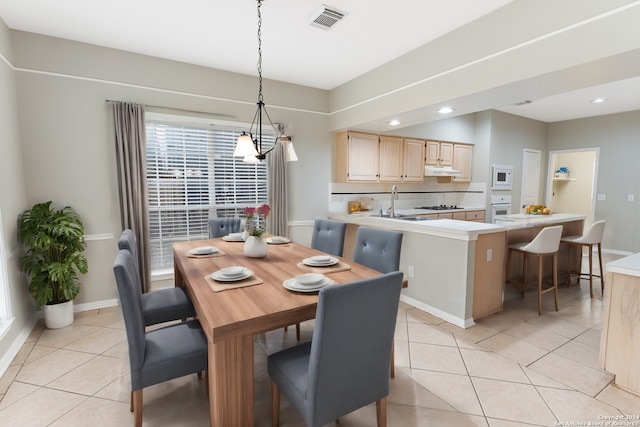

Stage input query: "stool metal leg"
[
  {"left": 537, "top": 254, "right": 543, "bottom": 315},
  {"left": 552, "top": 252, "right": 559, "bottom": 312},
  {"left": 598, "top": 242, "right": 605, "bottom": 293},
  {"left": 587, "top": 243, "right": 594, "bottom": 298}
]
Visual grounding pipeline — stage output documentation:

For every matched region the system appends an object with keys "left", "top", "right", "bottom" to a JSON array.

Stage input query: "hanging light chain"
[{"left": 257, "top": 0, "right": 263, "bottom": 102}]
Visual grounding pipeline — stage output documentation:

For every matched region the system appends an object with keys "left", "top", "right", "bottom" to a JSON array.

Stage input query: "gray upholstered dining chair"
[
  {"left": 268, "top": 271, "right": 403, "bottom": 427},
  {"left": 118, "top": 229, "right": 195, "bottom": 326},
  {"left": 286, "top": 219, "right": 348, "bottom": 341},
  {"left": 208, "top": 217, "right": 242, "bottom": 238},
  {"left": 310, "top": 218, "right": 347, "bottom": 257},
  {"left": 352, "top": 226, "right": 403, "bottom": 378},
  {"left": 353, "top": 226, "right": 403, "bottom": 275},
  {"left": 113, "top": 249, "right": 208, "bottom": 427}
]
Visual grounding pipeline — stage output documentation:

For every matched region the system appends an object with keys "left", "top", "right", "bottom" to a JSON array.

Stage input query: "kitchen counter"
[
  {"left": 331, "top": 211, "right": 504, "bottom": 242},
  {"left": 495, "top": 213, "right": 587, "bottom": 229},
  {"left": 605, "top": 252, "right": 640, "bottom": 277},
  {"left": 330, "top": 212, "right": 507, "bottom": 328}
]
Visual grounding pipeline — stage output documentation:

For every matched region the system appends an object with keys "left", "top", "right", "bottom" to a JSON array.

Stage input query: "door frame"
[
  {"left": 520, "top": 148, "right": 542, "bottom": 213},
  {"left": 545, "top": 147, "right": 600, "bottom": 226}
]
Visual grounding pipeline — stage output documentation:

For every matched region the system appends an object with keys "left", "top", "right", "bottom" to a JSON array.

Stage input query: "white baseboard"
[
  {"left": 1, "top": 298, "right": 120, "bottom": 379},
  {"left": 400, "top": 294, "right": 475, "bottom": 329},
  {"left": 73, "top": 299, "right": 119, "bottom": 312},
  {"left": 0, "top": 313, "right": 39, "bottom": 380}
]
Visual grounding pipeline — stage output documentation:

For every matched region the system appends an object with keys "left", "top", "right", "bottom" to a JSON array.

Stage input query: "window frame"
[{"left": 144, "top": 112, "right": 272, "bottom": 273}]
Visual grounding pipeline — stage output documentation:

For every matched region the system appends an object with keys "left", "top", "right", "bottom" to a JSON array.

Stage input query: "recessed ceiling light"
[
  {"left": 387, "top": 119, "right": 401, "bottom": 126},
  {"left": 591, "top": 98, "right": 606, "bottom": 104},
  {"left": 438, "top": 107, "right": 454, "bottom": 114}
]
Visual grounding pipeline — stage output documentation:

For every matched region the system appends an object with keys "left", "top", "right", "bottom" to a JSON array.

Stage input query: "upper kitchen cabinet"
[
  {"left": 452, "top": 144, "right": 473, "bottom": 183},
  {"left": 426, "top": 141, "right": 453, "bottom": 166},
  {"left": 335, "top": 132, "right": 425, "bottom": 183},
  {"left": 402, "top": 138, "right": 426, "bottom": 182},
  {"left": 378, "top": 136, "right": 403, "bottom": 181},
  {"left": 335, "top": 131, "right": 380, "bottom": 182}
]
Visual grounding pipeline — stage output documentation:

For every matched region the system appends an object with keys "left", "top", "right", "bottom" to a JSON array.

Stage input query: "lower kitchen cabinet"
[{"left": 472, "top": 231, "right": 507, "bottom": 319}]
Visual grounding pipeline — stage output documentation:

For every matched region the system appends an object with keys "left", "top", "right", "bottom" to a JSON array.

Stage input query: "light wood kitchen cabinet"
[
  {"left": 379, "top": 136, "right": 403, "bottom": 181},
  {"left": 600, "top": 256, "right": 640, "bottom": 395},
  {"left": 416, "top": 210, "right": 485, "bottom": 223},
  {"left": 336, "top": 131, "right": 425, "bottom": 183},
  {"left": 452, "top": 144, "right": 473, "bottom": 183},
  {"left": 402, "top": 138, "right": 426, "bottom": 182},
  {"left": 335, "top": 131, "right": 379, "bottom": 182},
  {"left": 426, "top": 141, "right": 453, "bottom": 166},
  {"left": 465, "top": 210, "right": 485, "bottom": 222},
  {"left": 473, "top": 231, "right": 507, "bottom": 319}
]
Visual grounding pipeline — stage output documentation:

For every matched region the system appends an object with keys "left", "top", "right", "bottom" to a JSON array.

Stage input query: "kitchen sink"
[
  {"left": 397, "top": 216, "right": 438, "bottom": 221},
  {"left": 377, "top": 214, "right": 437, "bottom": 221}
]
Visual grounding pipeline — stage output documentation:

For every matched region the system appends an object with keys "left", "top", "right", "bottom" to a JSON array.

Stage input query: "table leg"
[
  {"left": 174, "top": 258, "right": 184, "bottom": 287},
  {"left": 208, "top": 334, "right": 255, "bottom": 426}
]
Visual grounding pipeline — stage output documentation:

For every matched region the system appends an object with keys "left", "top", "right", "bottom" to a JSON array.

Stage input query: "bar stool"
[
  {"left": 560, "top": 220, "right": 606, "bottom": 298},
  {"left": 507, "top": 225, "right": 563, "bottom": 315}
]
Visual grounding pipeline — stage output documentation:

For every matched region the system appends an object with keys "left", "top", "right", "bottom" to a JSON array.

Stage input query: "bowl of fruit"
[{"left": 526, "top": 205, "right": 551, "bottom": 215}]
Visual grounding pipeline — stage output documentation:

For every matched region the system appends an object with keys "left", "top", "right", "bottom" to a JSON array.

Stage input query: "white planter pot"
[
  {"left": 43, "top": 300, "right": 74, "bottom": 329},
  {"left": 244, "top": 236, "right": 268, "bottom": 258}
]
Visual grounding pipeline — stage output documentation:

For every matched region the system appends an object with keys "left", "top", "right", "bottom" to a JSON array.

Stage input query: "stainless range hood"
[{"left": 424, "top": 166, "right": 462, "bottom": 177}]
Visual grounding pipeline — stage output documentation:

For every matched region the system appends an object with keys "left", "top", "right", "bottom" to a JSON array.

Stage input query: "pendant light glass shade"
[
  {"left": 283, "top": 137, "right": 298, "bottom": 162},
  {"left": 234, "top": 132, "right": 259, "bottom": 157},
  {"left": 243, "top": 155, "right": 260, "bottom": 163}
]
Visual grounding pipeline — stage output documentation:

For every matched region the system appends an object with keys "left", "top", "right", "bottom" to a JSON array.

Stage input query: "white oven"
[
  {"left": 490, "top": 194, "right": 512, "bottom": 223},
  {"left": 492, "top": 164, "right": 513, "bottom": 190}
]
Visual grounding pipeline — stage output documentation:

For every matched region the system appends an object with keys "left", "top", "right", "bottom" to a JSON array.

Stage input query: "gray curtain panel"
[
  {"left": 266, "top": 141, "right": 288, "bottom": 237},
  {"left": 112, "top": 101, "right": 151, "bottom": 293}
]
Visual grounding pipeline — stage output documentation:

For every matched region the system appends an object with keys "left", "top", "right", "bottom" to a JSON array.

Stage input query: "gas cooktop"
[{"left": 415, "top": 205, "right": 464, "bottom": 210}]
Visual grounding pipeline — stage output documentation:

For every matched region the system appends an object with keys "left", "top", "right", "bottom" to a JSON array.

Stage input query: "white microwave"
[{"left": 492, "top": 164, "right": 513, "bottom": 190}]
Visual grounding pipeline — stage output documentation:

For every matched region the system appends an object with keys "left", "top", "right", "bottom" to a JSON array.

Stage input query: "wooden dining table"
[{"left": 172, "top": 237, "right": 383, "bottom": 426}]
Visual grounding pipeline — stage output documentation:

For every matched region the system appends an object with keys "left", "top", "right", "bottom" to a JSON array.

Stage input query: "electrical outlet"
[
  {"left": 597, "top": 194, "right": 606, "bottom": 201},
  {"left": 408, "top": 265, "right": 415, "bottom": 277},
  {"left": 628, "top": 194, "right": 635, "bottom": 202},
  {"left": 486, "top": 249, "right": 492, "bottom": 262}
]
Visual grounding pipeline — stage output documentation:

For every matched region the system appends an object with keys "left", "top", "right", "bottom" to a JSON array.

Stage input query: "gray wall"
[
  {"left": 547, "top": 111, "right": 640, "bottom": 252},
  {"left": 3, "top": 30, "right": 331, "bottom": 335},
  {"left": 489, "top": 110, "right": 548, "bottom": 213},
  {"left": 0, "top": 19, "right": 34, "bottom": 365}
]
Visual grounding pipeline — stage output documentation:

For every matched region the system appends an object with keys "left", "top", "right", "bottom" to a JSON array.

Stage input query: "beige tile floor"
[{"left": 2, "top": 253, "right": 640, "bottom": 426}]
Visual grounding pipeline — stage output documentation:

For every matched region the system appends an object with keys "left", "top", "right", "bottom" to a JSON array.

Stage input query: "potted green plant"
[{"left": 18, "top": 201, "right": 88, "bottom": 329}]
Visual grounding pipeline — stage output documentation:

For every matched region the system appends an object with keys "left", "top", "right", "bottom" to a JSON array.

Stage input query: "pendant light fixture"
[{"left": 234, "top": 0, "right": 298, "bottom": 162}]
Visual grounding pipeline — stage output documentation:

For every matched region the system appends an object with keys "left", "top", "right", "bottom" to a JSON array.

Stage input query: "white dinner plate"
[
  {"left": 222, "top": 235, "right": 244, "bottom": 242},
  {"left": 302, "top": 256, "right": 339, "bottom": 267},
  {"left": 218, "top": 266, "right": 245, "bottom": 277},
  {"left": 294, "top": 273, "right": 324, "bottom": 286},
  {"left": 190, "top": 246, "right": 218, "bottom": 255},
  {"left": 210, "top": 268, "right": 253, "bottom": 282},
  {"left": 267, "top": 236, "right": 290, "bottom": 244},
  {"left": 283, "top": 277, "right": 335, "bottom": 292}
]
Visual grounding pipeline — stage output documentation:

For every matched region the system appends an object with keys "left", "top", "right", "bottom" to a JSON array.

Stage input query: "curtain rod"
[{"left": 105, "top": 99, "right": 235, "bottom": 119}]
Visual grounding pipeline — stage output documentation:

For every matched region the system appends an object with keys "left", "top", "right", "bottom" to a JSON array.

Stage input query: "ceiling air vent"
[{"left": 308, "top": 5, "right": 346, "bottom": 30}]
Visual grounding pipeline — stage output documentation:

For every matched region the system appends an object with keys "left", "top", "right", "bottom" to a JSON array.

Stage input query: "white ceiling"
[{"left": 1, "top": 0, "right": 640, "bottom": 124}]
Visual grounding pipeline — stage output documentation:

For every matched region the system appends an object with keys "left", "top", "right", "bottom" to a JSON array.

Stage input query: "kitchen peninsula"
[
  {"left": 330, "top": 211, "right": 507, "bottom": 328},
  {"left": 330, "top": 211, "right": 587, "bottom": 328}
]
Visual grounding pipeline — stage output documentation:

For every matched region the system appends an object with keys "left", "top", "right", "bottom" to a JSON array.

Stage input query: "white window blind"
[{"left": 145, "top": 119, "right": 271, "bottom": 271}]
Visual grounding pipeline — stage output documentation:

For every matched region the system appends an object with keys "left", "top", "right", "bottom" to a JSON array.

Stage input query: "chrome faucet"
[{"left": 388, "top": 185, "right": 398, "bottom": 218}]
